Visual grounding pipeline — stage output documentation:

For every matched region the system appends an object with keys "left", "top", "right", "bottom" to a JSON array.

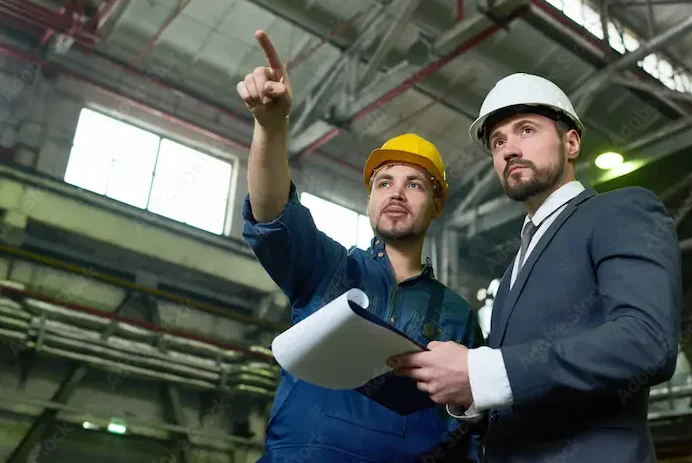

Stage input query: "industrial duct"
[{"left": 0, "top": 281, "right": 280, "bottom": 399}]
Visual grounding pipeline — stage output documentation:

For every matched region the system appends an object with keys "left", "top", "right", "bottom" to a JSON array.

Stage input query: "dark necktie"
[{"left": 518, "top": 220, "right": 539, "bottom": 268}]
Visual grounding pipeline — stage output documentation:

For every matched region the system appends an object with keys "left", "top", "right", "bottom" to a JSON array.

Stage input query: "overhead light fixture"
[
  {"left": 82, "top": 421, "right": 99, "bottom": 430},
  {"left": 107, "top": 418, "right": 127, "bottom": 435},
  {"left": 595, "top": 152, "right": 624, "bottom": 170}
]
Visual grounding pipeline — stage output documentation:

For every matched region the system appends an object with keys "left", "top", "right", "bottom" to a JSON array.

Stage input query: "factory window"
[
  {"left": 550, "top": 0, "right": 692, "bottom": 95},
  {"left": 300, "top": 192, "right": 374, "bottom": 251},
  {"left": 64, "top": 108, "right": 233, "bottom": 235}
]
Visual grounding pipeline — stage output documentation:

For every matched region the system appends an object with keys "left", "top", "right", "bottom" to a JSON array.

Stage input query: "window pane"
[
  {"left": 607, "top": 22, "right": 625, "bottom": 54},
  {"left": 356, "top": 214, "right": 374, "bottom": 250},
  {"left": 148, "top": 139, "right": 232, "bottom": 233},
  {"left": 582, "top": 4, "right": 603, "bottom": 39},
  {"left": 562, "top": 0, "right": 583, "bottom": 25},
  {"left": 641, "top": 54, "right": 658, "bottom": 78},
  {"left": 106, "top": 161, "right": 153, "bottom": 209},
  {"left": 300, "top": 192, "right": 359, "bottom": 249},
  {"left": 64, "top": 145, "right": 112, "bottom": 195},
  {"left": 73, "top": 108, "right": 159, "bottom": 168},
  {"left": 147, "top": 174, "right": 191, "bottom": 223},
  {"left": 185, "top": 198, "right": 228, "bottom": 235},
  {"left": 156, "top": 139, "right": 232, "bottom": 200},
  {"left": 623, "top": 31, "right": 640, "bottom": 52}
]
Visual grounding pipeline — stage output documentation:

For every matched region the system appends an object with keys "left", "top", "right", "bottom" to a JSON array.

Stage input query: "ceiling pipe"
[{"left": 299, "top": 23, "right": 503, "bottom": 158}]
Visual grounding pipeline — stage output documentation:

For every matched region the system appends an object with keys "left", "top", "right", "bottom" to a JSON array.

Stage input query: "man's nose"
[
  {"left": 390, "top": 184, "right": 406, "bottom": 200},
  {"left": 502, "top": 137, "right": 522, "bottom": 162}
]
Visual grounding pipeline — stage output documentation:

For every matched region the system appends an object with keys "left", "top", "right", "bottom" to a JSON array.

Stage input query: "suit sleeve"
[
  {"left": 242, "top": 181, "right": 347, "bottom": 313},
  {"left": 501, "top": 187, "right": 681, "bottom": 406}
]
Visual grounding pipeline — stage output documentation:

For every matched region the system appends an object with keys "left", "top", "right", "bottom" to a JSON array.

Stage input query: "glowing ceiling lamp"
[{"left": 595, "top": 152, "right": 624, "bottom": 170}]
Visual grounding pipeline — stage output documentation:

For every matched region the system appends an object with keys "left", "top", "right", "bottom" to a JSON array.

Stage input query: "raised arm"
[
  {"left": 237, "top": 30, "right": 292, "bottom": 223},
  {"left": 237, "top": 31, "right": 347, "bottom": 313},
  {"left": 501, "top": 187, "right": 681, "bottom": 405}
]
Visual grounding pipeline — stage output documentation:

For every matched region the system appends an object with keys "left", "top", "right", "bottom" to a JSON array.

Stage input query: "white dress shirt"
[{"left": 448, "top": 181, "right": 586, "bottom": 420}]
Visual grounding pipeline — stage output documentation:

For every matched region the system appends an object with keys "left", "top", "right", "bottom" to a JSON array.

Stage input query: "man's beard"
[
  {"left": 373, "top": 221, "right": 423, "bottom": 243},
  {"left": 502, "top": 144, "right": 566, "bottom": 202}
]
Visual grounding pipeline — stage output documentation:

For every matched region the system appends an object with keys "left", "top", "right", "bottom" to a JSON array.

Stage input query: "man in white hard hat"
[{"left": 389, "top": 73, "right": 681, "bottom": 462}]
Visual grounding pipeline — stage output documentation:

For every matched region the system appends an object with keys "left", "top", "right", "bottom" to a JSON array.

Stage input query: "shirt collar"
[
  {"left": 368, "top": 236, "right": 435, "bottom": 279},
  {"left": 522, "top": 180, "right": 585, "bottom": 232}
]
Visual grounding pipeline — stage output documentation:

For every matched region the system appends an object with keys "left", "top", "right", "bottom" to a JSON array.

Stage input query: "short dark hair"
[{"left": 554, "top": 120, "right": 571, "bottom": 138}]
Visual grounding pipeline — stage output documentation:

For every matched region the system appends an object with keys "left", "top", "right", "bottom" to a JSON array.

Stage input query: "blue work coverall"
[{"left": 242, "top": 183, "right": 484, "bottom": 463}]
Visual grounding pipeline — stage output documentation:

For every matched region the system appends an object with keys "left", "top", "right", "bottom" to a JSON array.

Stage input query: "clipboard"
[{"left": 270, "top": 289, "right": 436, "bottom": 415}]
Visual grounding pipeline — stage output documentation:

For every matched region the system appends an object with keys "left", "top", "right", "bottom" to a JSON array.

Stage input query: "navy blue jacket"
[
  {"left": 483, "top": 187, "right": 681, "bottom": 463},
  {"left": 242, "top": 183, "right": 484, "bottom": 463}
]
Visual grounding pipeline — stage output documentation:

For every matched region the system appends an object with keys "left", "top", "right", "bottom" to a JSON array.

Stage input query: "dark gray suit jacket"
[{"left": 482, "top": 186, "right": 681, "bottom": 463}]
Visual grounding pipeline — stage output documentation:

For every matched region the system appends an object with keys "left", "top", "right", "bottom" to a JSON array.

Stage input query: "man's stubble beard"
[
  {"left": 373, "top": 216, "right": 426, "bottom": 244},
  {"left": 502, "top": 143, "right": 567, "bottom": 202}
]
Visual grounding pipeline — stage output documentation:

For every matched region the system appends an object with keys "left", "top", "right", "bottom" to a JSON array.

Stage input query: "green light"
[
  {"left": 595, "top": 152, "right": 624, "bottom": 170},
  {"left": 107, "top": 418, "right": 127, "bottom": 435}
]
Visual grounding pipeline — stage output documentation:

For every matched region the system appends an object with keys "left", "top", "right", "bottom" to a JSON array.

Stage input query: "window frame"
[{"left": 65, "top": 106, "right": 237, "bottom": 236}]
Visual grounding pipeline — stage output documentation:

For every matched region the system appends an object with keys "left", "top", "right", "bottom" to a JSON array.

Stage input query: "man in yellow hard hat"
[{"left": 237, "top": 30, "right": 484, "bottom": 463}]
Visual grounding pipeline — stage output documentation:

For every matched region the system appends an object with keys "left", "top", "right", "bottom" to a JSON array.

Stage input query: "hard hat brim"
[
  {"left": 363, "top": 149, "right": 449, "bottom": 198},
  {"left": 469, "top": 103, "right": 585, "bottom": 155}
]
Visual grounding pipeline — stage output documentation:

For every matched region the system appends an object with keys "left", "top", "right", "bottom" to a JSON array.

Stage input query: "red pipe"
[
  {"left": 457, "top": 0, "right": 464, "bottom": 21},
  {"left": 297, "top": 23, "right": 501, "bottom": 159},
  {"left": 128, "top": 0, "right": 193, "bottom": 69},
  {"left": 0, "top": 285, "right": 275, "bottom": 362}
]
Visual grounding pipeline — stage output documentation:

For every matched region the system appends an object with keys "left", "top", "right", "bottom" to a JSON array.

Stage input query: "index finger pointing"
[{"left": 255, "top": 30, "right": 283, "bottom": 70}]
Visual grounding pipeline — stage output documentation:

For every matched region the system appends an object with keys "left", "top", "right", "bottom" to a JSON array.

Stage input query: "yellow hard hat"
[{"left": 363, "top": 133, "right": 449, "bottom": 199}]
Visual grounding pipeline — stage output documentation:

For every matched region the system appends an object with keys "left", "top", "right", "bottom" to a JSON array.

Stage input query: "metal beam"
[
  {"left": 612, "top": 76, "right": 692, "bottom": 105},
  {"left": 452, "top": 121, "right": 692, "bottom": 234},
  {"left": 288, "top": 6, "right": 386, "bottom": 138},
  {"left": 289, "top": 0, "right": 530, "bottom": 156},
  {"left": 357, "top": 0, "right": 423, "bottom": 91},
  {"left": 569, "top": 16, "right": 692, "bottom": 114},
  {"left": 6, "top": 365, "right": 89, "bottom": 463}
]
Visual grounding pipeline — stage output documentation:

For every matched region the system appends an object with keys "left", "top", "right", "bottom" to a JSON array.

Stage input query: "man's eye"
[
  {"left": 522, "top": 127, "right": 534, "bottom": 134},
  {"left": 379, "top": 181, "right": 390, "bottom": 188}
]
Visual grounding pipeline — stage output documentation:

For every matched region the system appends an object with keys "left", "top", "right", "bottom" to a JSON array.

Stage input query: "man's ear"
[{"left": 566, "top": 130, "right": 580, "bottom": 161}]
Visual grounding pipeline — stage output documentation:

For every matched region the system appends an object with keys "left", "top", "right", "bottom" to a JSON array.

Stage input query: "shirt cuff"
[
  {"left": 467, "top": 346, "right": 514, "bottom": 411},
  {"left": 446, "top": 402, "right": 484, "bottom": 422}
]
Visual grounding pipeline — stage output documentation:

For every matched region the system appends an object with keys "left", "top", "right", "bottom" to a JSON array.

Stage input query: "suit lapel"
[
  {"left": 489, "top": 264, "right": 512, "bottom": 348},
  {"left": 495, "top": 189, "right": 596, "bottom": 345}
]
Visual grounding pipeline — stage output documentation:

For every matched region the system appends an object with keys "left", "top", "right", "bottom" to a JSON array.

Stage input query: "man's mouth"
[
  {"left": 507, "top": 164, "right": 530, "bottom": 176},
  {"left": 384, "top": 206, "right": 408, "bottom": 216}
]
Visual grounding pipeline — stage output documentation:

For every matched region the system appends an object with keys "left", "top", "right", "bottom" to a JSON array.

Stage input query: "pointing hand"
[{"left": 236, "top": 30, "right": 293, "bottom": 127}]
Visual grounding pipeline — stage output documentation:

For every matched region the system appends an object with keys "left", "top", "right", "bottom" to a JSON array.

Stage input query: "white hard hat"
[{"left": 468, "top": 73, "right": 585, "bottom": 154}]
